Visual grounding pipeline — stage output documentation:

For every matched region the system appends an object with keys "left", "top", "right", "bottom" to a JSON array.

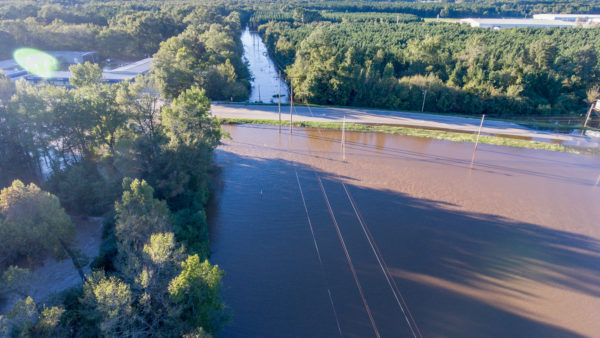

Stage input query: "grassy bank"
[
  {"left": 218, "top": 117, "right": 591, "bottom": 154},
  {"left": 217, "top": 102, "right": 598, "bottom": 133}
]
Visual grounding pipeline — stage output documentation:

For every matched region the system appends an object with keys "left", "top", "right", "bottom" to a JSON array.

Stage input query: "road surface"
[{"left": 211, "top": 103, "right": 599, "bottom": 147}]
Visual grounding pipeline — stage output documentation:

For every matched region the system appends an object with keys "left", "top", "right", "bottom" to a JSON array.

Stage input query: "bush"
[
  {"left": 90, "top": 214, "right": 118, "bottom": 272},
  {"left": 44, "top": 161, "right": 120, "bottom": 216},
  {"left": 0, "top": 180, "right": 74, "bottom": 266}
]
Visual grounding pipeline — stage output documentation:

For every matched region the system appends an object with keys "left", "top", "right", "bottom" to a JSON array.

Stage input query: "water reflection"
[{"left": 241, "top": 27, "right": 289, "bottom": 103}]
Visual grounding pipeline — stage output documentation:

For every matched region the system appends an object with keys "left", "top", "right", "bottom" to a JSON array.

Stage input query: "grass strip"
[
  {"left": 215, "top": 102, "right": 599, "bottom": 133},
  {"left": 217, "top": 117, "right": 594, "bottom": 154}
]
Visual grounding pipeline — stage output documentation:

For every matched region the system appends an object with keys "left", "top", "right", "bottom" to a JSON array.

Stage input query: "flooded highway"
[
  {"left": 241, "top": 27, "right": 288, "bottom": 103},
  {"left": 208, "top": 124, "right": 600, "bottom": 337}
]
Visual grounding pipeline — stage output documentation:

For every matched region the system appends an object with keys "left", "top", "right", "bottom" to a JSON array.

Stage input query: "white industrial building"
[
  {"left": 459, "top": 18, "right": 575, "bottom": 29},
  {"left": 533, "top": 13, "right": 600, "bottom": 22},
  {"left": 1, "top": 51, "right": 152, "bottom": 86}
]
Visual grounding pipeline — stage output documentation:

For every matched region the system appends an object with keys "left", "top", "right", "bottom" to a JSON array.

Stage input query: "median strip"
[{"left": 217, "top": 118, "right": 597, "bottom": 154}]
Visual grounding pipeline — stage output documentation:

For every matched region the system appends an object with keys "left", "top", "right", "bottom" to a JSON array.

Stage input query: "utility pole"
[
  {"left": 278, "top": 71, "right": 281, "bottom": 133},
  {"left": 470, "top": 114, "right": 485, "bottom": 167},
  {"left": 342, "top": 115, "right": 346, "bottom": 161},
  {"left": 289, "top": 75, "right": 293, "bottom": 134},
  {"left": 582, "top": 100, "right": 596, "bottom": 134},
  {"left": 421, "top": 90, "right": 427, "bottom": 113},
  {"left": 258, "top": 85, "right": 261, "bottom": 102}
]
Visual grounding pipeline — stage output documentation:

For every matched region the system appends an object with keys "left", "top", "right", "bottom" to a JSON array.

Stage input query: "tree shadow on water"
[
  {"left": 209, "top": 150, "right": 598, "bottom": 337},
  {"left": 347, "top": 184, "right": 600, "bottom": 337}
]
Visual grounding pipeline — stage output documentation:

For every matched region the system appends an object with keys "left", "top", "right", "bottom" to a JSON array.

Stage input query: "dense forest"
[
  {"left": 255, "top": 7, "right": 600, "bottom": 117},
  {"left": 0, "top": 2, "right": 246, "bottom": 336}
]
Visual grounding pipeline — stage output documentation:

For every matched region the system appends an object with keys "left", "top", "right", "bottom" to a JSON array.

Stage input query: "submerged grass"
[{"left": 217, "top": 117, "right": 591, "bottom": 154}]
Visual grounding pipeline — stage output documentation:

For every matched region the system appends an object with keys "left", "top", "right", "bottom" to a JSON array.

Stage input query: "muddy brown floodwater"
[{"left": 208, "top": 124, "right": 600, "bottom": 338}]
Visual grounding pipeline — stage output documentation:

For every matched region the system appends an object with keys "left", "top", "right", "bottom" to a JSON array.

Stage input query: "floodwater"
[
  {"left": 208, "top": 125, "right": 600, "bottom": 337},
  {"left": 241, "top": 27, "right": 288, "bottom": 103}
]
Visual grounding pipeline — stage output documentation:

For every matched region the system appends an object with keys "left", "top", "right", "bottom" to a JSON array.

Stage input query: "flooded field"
[{"left": 208, "top": 124, "right": 600, "bottom": 337}]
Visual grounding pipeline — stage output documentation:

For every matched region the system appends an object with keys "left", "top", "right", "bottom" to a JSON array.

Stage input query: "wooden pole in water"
[
  {"left": 290, "top": 75, "right": 293, "bottom": 134},
  {"left": 582, "top": 102, "right": 594, "bottom": 135},
  {"left": 278, "top": 71, "right": 281, "bottom": 133},
  {"left": 471, "top": 114, "right": 485, "bottom": 166},
  {"left": 342, "top": 115, "right": 346, "bottom": 161}
]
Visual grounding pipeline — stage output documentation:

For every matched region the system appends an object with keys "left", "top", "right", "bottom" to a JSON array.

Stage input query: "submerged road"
[{"left": 211, "top": 103, "right": 599, "bottom": 147}]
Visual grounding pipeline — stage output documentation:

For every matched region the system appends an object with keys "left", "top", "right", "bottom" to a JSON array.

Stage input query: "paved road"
[{"left": 211, "top": 103, "right": 599, "bottom": 147}]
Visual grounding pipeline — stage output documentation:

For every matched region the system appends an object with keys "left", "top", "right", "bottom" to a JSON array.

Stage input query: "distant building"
[
  {"left": 533, "top": 14, "right": 600, "bottom": 23},
  {"left": 105, "top": 58, "right": 153, "bottom": 76},
  {"left": 459, "top": 18, "right": 575, "bottom": 29},
  {"left": 0, "top": 50, "right": 100, "bottom": 81},
  {"left": 47, "top": 51, "right": 100, "bottom": 66},
  {"left": 0, "top": 58, "right": 27, "bottom": 79},
  {"left": 1, "top": 49, "right": 151, "bottom": 86},
  {"left": 25, "top": 58, "right": 153, "bottom": 86}
]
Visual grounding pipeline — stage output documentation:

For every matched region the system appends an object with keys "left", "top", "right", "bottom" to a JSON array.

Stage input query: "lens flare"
[{"left": 13, "top": 48, "right": 58, "bottom": 78}]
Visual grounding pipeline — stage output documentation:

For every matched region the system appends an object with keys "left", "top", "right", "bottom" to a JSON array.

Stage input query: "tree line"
[
  {"left": 258, "top": 17, "right": 600, "bottom": 117},
  {"left": 294, "top": 1, "right": 600, "bottom": 19},
  {"left": 249, "top": 8, "right": 421, "bottom": 28}
]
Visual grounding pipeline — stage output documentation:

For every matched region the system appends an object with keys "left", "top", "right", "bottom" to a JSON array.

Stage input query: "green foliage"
[
  {"left": 58, "top": 285, "right": 102, "bottom": 337},
  {"left": 162, "top": 87, "right": 220, "bottom": 147},
  {"left": 151, "top": 11, "right": 250, "bottom": 100},
  {"left": 0, "top": 180, "right": 74, "bottom": 265},
  {"left": 0, "top": 266, "right": 30, "bottom": 299},
  {"left": 219, "top": 117, "right": 578, "bottom": 153},
  {"left": 0, "top": 2, "right": 240, "bottom": 335},
  {"left": 1, "top": 296, "right": 65, "bottom": 337},
  {"left": 260, "top": 18, "right": 600, "bottom": 117},
  {"left": 173, "top": 208, "right": 210, "bottom": 259},
  {"left": 45, "top": 161, "right": 120, "bottom": 216},
  {"left": 114, "top": 178, "right": 171, "bottom": 257},
  {"left": 143, "top": 232, "right": 184, "bottom": 266},
  {"left": 0, "top": 4, "right": 186, "bottom": 60},
  {"left": 0, "top": 76, "right": 40, "bottom": 188},
  {"left": 69, "top": 62, "right": 102, "bottom": 88},
  {"left": 80, "top": 271, "right": 135, "bottom": 337},
  {"left": 90, "top": 214, "right": 118, "bottom": 272},
  {"left": 169, "top": 254, "right": 226, "bottom": 334}
]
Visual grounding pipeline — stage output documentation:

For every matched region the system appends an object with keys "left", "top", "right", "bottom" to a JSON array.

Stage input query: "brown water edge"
[{"left": 208, "top": 124, "right": 600, "bottom": 337}]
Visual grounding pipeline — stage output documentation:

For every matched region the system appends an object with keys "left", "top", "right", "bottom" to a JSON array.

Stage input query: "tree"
[
  {"left": 0, "top": 77, "right": 40, "bottom": 186},
  {"left": 0, "top": 180, "right": 74, "bottom": 265},
  {"left": 0, "top": 72, "right": 16, "bottom": 105},
  {"left": 155, "top": 87, "right": 221, "bottom": 209},
  {"left": 292, "top": 8, "right": 322, "bottom": 24},
  {"left": 114, "top": 178, "right": 171, "bottom": 275},
  {"left": 169, "top": 254, "right": 226, "bottom": 335},
  {"left": 161, "top": 87, "right": 219, "bottom": 148},
  {"left": 0, "top": 266, "right": 31, "bottom": 299},
  {"left": 69, "top": 62, "right": 102, "bottom": 88},
  {"left": 116, "top": 76, "right": 162, "bottom": 141},
  {"left": 80, "top": 271, "right": 136, "bottom": 337},
  {"left": 1, "top": 296, "right": 65, "bottom": 337},
  {"left": 152, "top": 36, "right": 199, "bottom": 99}
]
